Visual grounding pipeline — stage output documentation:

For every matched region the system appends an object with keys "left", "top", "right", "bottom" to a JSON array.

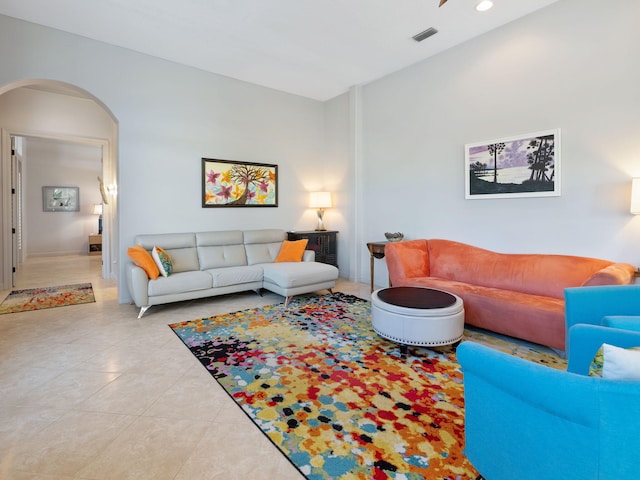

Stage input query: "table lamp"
[{"left": 309, "top": 192, "right": 332, "bottom": 231}]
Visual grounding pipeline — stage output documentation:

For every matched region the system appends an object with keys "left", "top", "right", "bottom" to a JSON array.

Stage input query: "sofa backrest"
[
  {"left": 196, "top": 231, "right": 246, "bottom": 270},
  {"left": 132, "top": 229, "right": 289, "bottom": 272},
  {"left": 134, "top": 233, "right": 199, "bottom": 273},
  {"left": 427, "top": 239, "right": 616, "bottom": 299},
  {"left": 243, "top": 229, "right": 286, "bottom": 265}
]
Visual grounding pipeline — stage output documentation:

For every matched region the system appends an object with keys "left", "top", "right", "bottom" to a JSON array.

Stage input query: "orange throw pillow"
[
  {"left": 127, "top": 245, "right": 160, "bottom": 279},
  {"left": 275, "top": 239, "right": 309, "bottom": 262}
]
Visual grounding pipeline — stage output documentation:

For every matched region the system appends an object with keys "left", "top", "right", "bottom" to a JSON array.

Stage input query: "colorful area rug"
[
  {"left": 170, "top": 293, "right": 565, "bottom": 480},
  {"left": 0, "top": 283, "right": 95, "bottom": 314}
]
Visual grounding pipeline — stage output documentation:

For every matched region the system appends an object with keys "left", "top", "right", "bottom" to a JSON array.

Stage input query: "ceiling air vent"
[{"left": 412, "top": 27, "right": 438, "bottom": 42}]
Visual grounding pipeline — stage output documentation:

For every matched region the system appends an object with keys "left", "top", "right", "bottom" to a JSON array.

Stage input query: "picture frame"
[
  {"left": 202, "top": 158, "right": 278, "bottom": 207},
  {"left": 42, "top": 186, "right": 80, "bottom": 212},
  {"left": 465, "top": 129, "right": 560, "bottom": 199}
]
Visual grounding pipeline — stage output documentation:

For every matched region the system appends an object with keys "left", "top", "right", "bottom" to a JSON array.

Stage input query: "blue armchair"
[
  {"left": 457, "top": 324, "right": 640, "bottom": 480},
  {"left": 565, "top": 284, "right": 640, "bottom": 351}
]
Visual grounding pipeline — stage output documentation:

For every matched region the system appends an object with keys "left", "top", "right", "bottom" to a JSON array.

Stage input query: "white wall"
[
  {"left": 2, "top": 0, "right": 638, "bottom": 297},
  {"left": 360, "top": 0, "right": 640, "bottom": 287},
  {"left": 24, "top": 137, "right": 102, "bottom": 256},
  {"left": 320, "top": 92, "right": 352, "bottom": 274},
  {"left": 0, "top": 14, "right": 345, "bottom": 301}
]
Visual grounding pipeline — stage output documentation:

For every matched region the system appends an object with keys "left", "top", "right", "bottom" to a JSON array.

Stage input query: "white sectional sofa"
[{"left": 126, "top": 229, "right": 339, "bottom": 317}]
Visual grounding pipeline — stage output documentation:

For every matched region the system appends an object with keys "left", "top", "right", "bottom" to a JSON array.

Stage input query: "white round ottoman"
[{"left": 371, "top": 286, "right": 464, "bottom": 347}]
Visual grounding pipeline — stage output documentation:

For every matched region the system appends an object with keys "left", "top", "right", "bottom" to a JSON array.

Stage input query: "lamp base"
[{"left": 315, "top": 209, "right": 327, "bottom": 231}]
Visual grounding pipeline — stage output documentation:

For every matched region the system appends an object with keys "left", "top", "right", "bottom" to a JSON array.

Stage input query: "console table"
[
  {"left": 367, "top": 241, "right": 389, "bottom": 292},
  {"left": 89, "top": 234, "right": 102, "bottom": 255},
  {"left": 287, "top": 231, "right": 338, "bottom": 268}
]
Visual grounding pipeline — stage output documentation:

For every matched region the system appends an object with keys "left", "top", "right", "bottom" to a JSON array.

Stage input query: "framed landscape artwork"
[
  {"left": 42, "top": 186, "right": 80, "bottom": 212},
  {"left": 465, "top": 129, "right": 560, "bottom": 199},
  {"left": 202, "top": 158, "right": 278, "bottom": 207}
]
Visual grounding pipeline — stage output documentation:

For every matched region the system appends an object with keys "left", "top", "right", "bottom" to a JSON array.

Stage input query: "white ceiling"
[{"left": 1, "top": 0, "right": 560, "bottom": 101}]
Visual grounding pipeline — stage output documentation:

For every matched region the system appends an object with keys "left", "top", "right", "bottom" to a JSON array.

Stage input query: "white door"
[{"left": 10, "top": 136, "right": 19, "bottom": 286}]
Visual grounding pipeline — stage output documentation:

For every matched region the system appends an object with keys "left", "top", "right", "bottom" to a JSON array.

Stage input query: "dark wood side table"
[
  {"left": 367, "top": 241, "right": 389, "bottom": 292},
  {"left": 287, "top": 231, "right": 338, "bottom": 268},
  {"left": 88, "top": 234, "right": 102, "bottom": 256}
]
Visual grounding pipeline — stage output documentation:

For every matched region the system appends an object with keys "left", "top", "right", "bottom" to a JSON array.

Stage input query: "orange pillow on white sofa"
[
  {"left": 275, "top": 239, "right": 309, "bottom": 262},
  {"left": 127, "top": 245, "right": 160, "bottom": 279}
]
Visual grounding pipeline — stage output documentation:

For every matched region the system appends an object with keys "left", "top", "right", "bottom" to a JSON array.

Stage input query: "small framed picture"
[{"left": 42, "top": 186, "right": 80, "bottom": 212}]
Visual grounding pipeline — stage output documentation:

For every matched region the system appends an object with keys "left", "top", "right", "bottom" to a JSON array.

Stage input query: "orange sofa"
[{"left": 384, "top": 239, "right": 635, "bottom": 351}]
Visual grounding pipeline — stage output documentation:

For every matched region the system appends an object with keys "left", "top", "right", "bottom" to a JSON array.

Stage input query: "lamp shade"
[
  {"left": 92, "top": 203, "right": 103, "bottom": 215},
  {"left": 309, "top": 192, "right": 332, "bottom": 209},
  {"left": 631, "top": 178, "right": 640, "bottom": 214}
]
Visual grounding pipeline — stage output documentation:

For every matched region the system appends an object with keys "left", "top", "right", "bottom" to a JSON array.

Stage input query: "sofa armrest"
[
  {"left": 302, "top": 250, "right": 315, "bottom": 262},
  {"left": 384, "top": 239, "right": 430, "bottom": 285},
  {"left": 126, "top": 263, "right": 150, "bottom": 307},
  {"left": 567, "top": 324, "right": 640, "bottom": 375},
  {"left": 582, "top": 262, "right": 635, "bottom": 286},
  {"left": 602, "top": 316, "right": 640, "bottom": 331},
  {"left": 564, "top": 285, "right": 640, "bottom": 333}
]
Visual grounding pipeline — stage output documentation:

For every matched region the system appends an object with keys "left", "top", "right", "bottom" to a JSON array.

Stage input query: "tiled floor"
[{"left": 0, "top": 255, "right": 371, "bottom": 480}]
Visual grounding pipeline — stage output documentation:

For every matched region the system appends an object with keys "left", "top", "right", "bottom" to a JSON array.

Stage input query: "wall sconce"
[
  {"left": 309, "top": 192, "right": 332, "bottom": 231},
  {"left": 92, "top": 203, "right": 103, "bottom": 234},
  {"left": 631, "top": 178, "right": 640, "bottom": 214}
]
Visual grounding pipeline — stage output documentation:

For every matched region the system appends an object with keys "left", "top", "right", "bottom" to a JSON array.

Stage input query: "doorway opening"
[{"left": 0, "top": 79, "right": 118, "bottom": 291}]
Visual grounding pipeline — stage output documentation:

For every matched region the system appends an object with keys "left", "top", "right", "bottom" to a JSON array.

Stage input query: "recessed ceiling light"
[{"left": 475, "top": 1, "right": 494, "bottom": 12}]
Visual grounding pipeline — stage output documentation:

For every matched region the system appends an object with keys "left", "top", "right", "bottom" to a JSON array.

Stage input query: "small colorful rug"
[
  {"left": 170, "top": 293, "right": 565, "bottom": 480},
  {"left": 0, "top": 283, "right": 95, "bottom": 314}
]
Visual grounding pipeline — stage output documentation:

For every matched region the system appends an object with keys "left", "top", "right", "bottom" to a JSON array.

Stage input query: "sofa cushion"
[
  {"left": 243, "top": 229, "right": 286, "bottom": 244},
  {"left": 196, "top": 231, "right": 248, "bottom": 270},
  {"left": 427, "top": 239, "right": 616, "bottom": 299},
  {"left": 198, "top": 244, "right": 247, "bottom": 270},
  {"left": 394, "top": 276, "right": 566, "bottom": 351},
  {"left": 386, "top": 239, "right": 431, "bottom": 282},
  {"left": 244, "top": 229, "right": 286, "bottom": 265},
  {"left": 135, "top": 233, "right": 200, "bottom": 273},
  {"left": 147, "top": 270, "right": 212, "bottom": 297},
  {"left": 197, "top": 230, "right": 244, "bottom": 246},
  {"left": 206, "top": 265, "right": 264, "bottom": 288},
  {"left": 262, "top": 262, "right": 338, "bottom": 288}
]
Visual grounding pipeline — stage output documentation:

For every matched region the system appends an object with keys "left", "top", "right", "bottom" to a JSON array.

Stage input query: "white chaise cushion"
[
  {"left": 206, "top": 266, "right": 264, "bottom": 288},
  {"left": 261, "top": 262, "right": 338, "bottom": 288}
]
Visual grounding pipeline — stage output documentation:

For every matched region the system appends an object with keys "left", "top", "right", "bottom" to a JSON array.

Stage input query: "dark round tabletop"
[{"left": 376, "top": 286, "right": 457, "bottom": 309}]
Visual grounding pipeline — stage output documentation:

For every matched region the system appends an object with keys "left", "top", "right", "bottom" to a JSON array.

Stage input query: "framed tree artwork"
[
  {"left": 202, "top": 158, "right": 278, "bottom": 207},
  {"left": 465, "top": 129, "right": 560, "bottom": 199}
]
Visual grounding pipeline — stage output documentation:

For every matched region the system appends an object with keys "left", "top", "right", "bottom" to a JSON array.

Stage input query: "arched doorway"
[{"left": 0, "top": 79, "right": 118, "bottom": 290}]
